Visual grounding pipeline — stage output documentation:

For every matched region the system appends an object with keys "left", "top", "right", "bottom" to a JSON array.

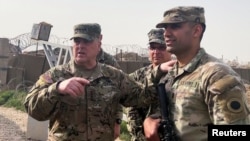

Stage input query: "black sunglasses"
[{"left": 149, "top": 45, "right": 166, "bottom": 51}]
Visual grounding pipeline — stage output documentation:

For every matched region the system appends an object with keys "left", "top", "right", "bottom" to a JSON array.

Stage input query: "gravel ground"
[{"left": 0, "top": 107, "right": 28, "bottom": 141}]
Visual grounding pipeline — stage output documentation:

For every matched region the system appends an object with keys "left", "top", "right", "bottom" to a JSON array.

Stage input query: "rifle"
[{"left": 157, "top": 83, "right": 177, "bottom": 141}]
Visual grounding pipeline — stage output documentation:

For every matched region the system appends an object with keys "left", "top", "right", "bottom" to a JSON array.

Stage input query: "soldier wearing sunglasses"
[{"left": 126, "top": 28, "right": 172, "bottom": 141}]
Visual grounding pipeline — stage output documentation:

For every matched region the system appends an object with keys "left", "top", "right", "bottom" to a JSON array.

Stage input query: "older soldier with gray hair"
[
  {"left": 143, "top": 6, "right": 250, "bottom": 141},
  {"left": 126, "top": 28, "right": 172, "bottom": 141},
  {"left": 24, "top": 23, "right": 176, "bottom": 141}
]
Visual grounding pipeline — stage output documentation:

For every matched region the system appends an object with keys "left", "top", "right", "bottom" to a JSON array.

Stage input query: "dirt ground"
[
  {"left": 0, "top": 107, "right": 28, "bottom": 141},
  {"left": 0, "top": 84, "right": 250, "bottom": 141}
]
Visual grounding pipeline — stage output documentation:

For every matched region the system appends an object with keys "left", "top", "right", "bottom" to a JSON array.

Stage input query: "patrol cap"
[
  {"left": 148, "top": 28, "right": 165, "bottom": 44},
  {"left": 70, "top": 23, "right": 101, "bottom": 40},
  {"left": 156, "top": 6, "right": 205, "bottom": 28}
]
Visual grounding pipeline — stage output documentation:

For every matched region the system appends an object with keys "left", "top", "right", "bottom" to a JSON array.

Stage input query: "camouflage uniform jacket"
[
  {"left": 158, "top": 48, "right": 250, "bottom": 141},
  {"left": 24, "top": 60, "right": 157, "bottom": 141},
  {"left": 127, "top": 64, "right": 159, "bottom": 141}
]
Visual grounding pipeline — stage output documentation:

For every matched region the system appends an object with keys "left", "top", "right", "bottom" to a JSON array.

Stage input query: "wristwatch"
[{"left": 115, "top": 119, "right": 122, "bottom": 124}]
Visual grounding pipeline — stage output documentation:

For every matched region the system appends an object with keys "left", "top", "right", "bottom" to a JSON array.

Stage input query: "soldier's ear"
[{"left": 193, "top": 24, "right": 203, "bottom": 38}]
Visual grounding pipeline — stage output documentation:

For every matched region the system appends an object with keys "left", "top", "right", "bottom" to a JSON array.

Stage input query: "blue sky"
[{"left": 0, "top": 0, "right": 250, "bottom": 63}]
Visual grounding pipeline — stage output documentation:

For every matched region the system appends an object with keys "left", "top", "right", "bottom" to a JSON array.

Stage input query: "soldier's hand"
[
  {"left": 57, "top": 77, "right": 90, "bottom": 97},
  {"left": 160, "top": 60, "right": 176, "bottom": 72},
  {"left": 143, "top": 117, "right": 161, "bottom": 141}
]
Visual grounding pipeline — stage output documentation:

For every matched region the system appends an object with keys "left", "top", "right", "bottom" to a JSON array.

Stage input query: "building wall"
[
  {"left": 0, "top": 38, "right": 10, "bottom": 86},
  {"left": 7, "top": 54, "right": 50, "bottom": 85},
  {"left": 234, "top": 68, "right": 250, "bottom": 84}
]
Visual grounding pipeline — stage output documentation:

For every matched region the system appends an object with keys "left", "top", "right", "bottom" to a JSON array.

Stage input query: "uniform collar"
[{"left": 170, "top": 48, "right": 206, "bottom": 76}]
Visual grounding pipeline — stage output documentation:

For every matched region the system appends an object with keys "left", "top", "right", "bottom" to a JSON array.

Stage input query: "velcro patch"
[{"left": 210, "top": 75, "right": 239, "bottom": 94}]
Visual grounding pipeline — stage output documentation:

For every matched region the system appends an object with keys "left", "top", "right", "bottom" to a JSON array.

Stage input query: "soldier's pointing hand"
[{"left": 57, "top": 77, "right": 90, "bottom": 97}]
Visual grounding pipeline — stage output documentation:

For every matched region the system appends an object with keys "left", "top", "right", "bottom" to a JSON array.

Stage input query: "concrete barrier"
[{"left": 26, "top": 116, "right": 49, "bottom": 141}]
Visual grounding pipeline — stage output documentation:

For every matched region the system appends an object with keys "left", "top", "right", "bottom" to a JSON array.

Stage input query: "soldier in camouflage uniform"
[
  {"left": 24, "top": 23, "right": 159, "bottom": 141},
  {"left": 143, "top": 6, "right": 250, "bottom": 141},
  {"left": 126, "top": 28, "right": 172, "bottom": 141}
]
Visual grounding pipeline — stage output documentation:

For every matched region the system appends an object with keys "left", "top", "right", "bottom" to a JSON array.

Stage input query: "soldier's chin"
[
  {"left": 166, "top": 47, "right": 175, "bottom": 53},
  {"left": 75, "top": 58, "right": 87, "bottom": 65}
]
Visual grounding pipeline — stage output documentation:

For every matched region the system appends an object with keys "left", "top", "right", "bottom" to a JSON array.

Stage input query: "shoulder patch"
[{"left": 215, "top": 89, "right": 249, "bottom": 123}]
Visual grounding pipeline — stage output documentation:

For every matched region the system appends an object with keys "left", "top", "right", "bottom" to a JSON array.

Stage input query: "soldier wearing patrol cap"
[
  {"left": 24, "top": 23, "right": 162, "bottom": 141},
  {"left": 126, "top": 28, "right": 172, "bottom": 141},
  {"left": 143, "top": 6, "right": 250, "bottom": 141}
]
